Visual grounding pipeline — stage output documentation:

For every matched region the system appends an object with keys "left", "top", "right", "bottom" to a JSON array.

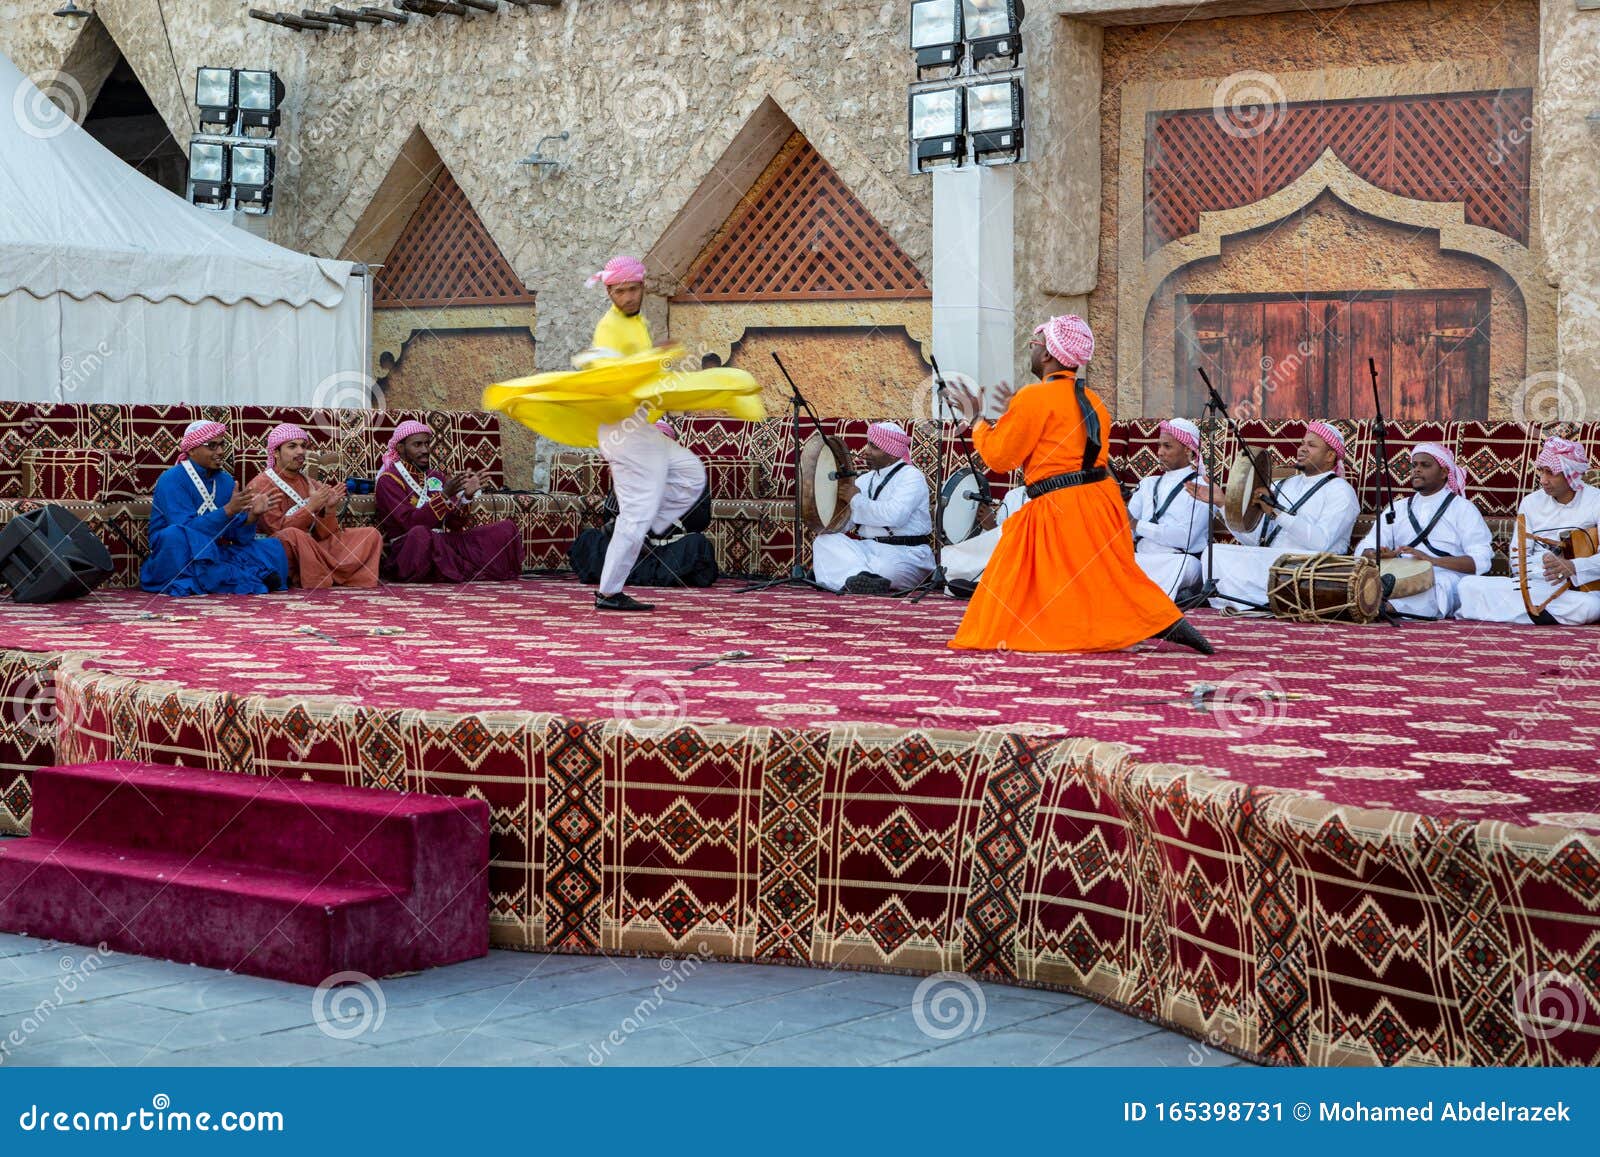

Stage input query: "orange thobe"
[
  {"left": 246, "top": 471, "right": 382, "bottom": 590},
  {"left": 949, "top": 370, "right": 1181, "bottom": 653}
]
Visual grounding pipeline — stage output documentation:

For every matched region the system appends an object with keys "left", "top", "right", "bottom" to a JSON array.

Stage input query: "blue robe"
[{"left": 140, "top": 463, "right": 288, "bottom": 597}]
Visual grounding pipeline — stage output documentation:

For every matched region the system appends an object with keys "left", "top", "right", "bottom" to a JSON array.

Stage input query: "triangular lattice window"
[
  {"left": 374, "top": 168, "right": 533, "bottom": 307},
  {"left": 674, "top": 132, "right": 929, "bottom": 302}
]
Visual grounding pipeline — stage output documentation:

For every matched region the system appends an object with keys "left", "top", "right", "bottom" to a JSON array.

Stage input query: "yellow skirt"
[{"left": 483, "top": 346, "right": 766, "bottom": 448}]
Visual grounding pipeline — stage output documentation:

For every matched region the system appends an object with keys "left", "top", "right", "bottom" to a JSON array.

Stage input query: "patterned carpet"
[{"left": 0, "top": 579, "right": 1594, "bottom": 833}]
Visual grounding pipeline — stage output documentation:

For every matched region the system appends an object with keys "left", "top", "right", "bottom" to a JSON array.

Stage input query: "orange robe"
[
  {"left": 246, "top": 471, "right": 382, "bottom": 590},
  {"left": 949, "top": 370, "right": 1181, "bottom": 653}
]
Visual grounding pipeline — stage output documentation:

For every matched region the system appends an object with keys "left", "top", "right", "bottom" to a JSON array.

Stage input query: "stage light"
[
  {"left": 967, "top": 78, "right": 1024, "bottom": 161},
  {"left": 961, "top": 0, "right": 1023, "bottom": 65},
  {"left": 230, "top": 144, "right": 275, "bottom": 211},
  {"left": 236, "top": 69, "right": 285, "bottom": 132},
  {"left": 909, "top": 86, "right": 965, "bottom": 170},
  {"left": 195, "top": 67, "right": 236, "bottom": 131},
  {"left": 909, "top": 0, "right": 962, "bottom": 71},
  {"left": 187, "top": 140, "right": 230, "bottom": 207}
]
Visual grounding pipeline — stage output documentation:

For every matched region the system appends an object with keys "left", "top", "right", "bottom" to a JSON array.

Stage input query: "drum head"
[
  {"left": 939, "top": 467, "right": 983, "bottom": 545},
  {"left": 798, "top": 433, "right": 852, "bottom": 534},
  {"left": 1223, "top": 448, "right": 1273, "bottom": 537},
  {"left": 1380, "top": 557, "right": 1434, "bottom": 600}
]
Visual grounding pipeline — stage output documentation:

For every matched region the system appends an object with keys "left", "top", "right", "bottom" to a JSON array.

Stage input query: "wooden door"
[{"left": 1174, "top": 290, "right": 1489, "bottom": 420}]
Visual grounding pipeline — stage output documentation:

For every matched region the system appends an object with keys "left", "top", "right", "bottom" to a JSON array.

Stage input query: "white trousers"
[
  {"left": 813, "top": 534, "right": 934, "bottom": 592},
  {"left": 1207, "top": 544, "right": 1284, "bottom": 611},
  {"left": 1135, "top": 550, "right": 1203, "bottom": 601},
  {"left": 1456, "top": 574, "right": 1600, "bottom": 625},
  {"left": 942, "top": 526, "right": 1002, "bottom": 584},
  {"left": 596, "top": 415, "right": 707, "bottom": 595}
]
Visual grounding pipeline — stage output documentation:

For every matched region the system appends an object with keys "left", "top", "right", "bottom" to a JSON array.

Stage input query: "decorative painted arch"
[{"left": 1119, "top": 148, "right": 1554, "bottom": 410}]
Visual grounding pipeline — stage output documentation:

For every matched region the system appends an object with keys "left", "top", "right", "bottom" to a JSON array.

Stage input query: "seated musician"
[
  {"left": 1353, "top": 443, "right": 1491, "bottom": 619},
  {"left": 246, "top": 423, "right": 383, "bottom": 589},
  {"left": 1127, "top": 418, "right": 1209, "bottom": 600},
  {"left": 1457, "top": 437, "right": 1600, "bottom": 625},
  {"left": 141, "top": 421, "right": 288, "bottom": 597},
  {"left": 812, "top": 421, "right": 935, "bottom": 594},
  {"left": 1188, "top": 420, "right": 1359, "bottom": 611},
  {"left": 943, "top": 485, "right": 1027, "bottom": 598},
  {"left": 375, "top": 420, "right": 525, "bottom": 584}
]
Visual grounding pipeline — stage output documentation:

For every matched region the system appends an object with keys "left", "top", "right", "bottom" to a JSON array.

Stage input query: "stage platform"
[{"left": 1, "top": 579, "right": 1597, "bottom": 1067}]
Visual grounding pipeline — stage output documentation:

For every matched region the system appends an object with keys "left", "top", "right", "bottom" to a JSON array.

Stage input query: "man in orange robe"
[
  {"left": 246, "top": 423, "right": 382, "bottom": 589},
  {"left": 949, "top": 316, "right": 1212, "bottom": 655}
]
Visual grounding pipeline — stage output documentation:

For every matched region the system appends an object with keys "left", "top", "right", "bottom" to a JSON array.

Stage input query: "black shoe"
[
  {"left": 1380, "top": 572, "right": 1397, "bottom": 599},
  {"left": 595, "top": 592, "right": 654, "bottom": 612},
  {"left": 946, "top": 579, "right": 979, "bottom": 601},
  {"left": 1156, "top": 617, "right": 1214, "bottom": 655},
  {"left": 843, "top": 572, "right": 892, "bottom": 596},
  {"left": 1532, "top": 609, "right": 1558, "bottom": 626}
]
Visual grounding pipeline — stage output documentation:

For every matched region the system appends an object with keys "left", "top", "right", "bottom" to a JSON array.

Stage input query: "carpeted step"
[{"left": 0, "top": 762, "right": 490, "bottom": 984}]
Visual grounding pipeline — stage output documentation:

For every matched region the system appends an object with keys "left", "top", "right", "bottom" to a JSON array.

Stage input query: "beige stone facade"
[{"left": 5, "top": 0, "right": 1600, "bottom": 422}]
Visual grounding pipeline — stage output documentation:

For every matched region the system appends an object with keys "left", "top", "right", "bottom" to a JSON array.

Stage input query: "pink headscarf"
[
  {"left": 1411, "top": 442, "right": 1466, "bottom": 497},
  {"left": 866, "top": 421, "right": 913, "bottom": 464},
  {"left": 177, "top": 420, "right": 227, "bottom": 462},
  {"left": 1306, "top": 420, "right": 1348, "bottom": 477},
  {"left": 1536, "top": 436, "right": 1590, "bottom": 492},
  {"left": 1033, "top": 315, "right": 1095, "bottom": 368},
  {"left": 383, "top": 420, "right": 432, "bottom": 471},
  {"left": 587, "top": 255, "right": 646, "bottom": 288},
  {"left": 1159, "top": 418, "right": 1201, "bottom": 456},
  {"left": 266, "top": 422, "right": 311, "bottom": 470}
]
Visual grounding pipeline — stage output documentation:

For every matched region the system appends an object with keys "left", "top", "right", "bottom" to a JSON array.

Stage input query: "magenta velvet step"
[{"left": 0, "top": 762, "right": 490, "bottom": 985}]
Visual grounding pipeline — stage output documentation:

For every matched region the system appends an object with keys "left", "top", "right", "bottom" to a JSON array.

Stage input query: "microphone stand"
[
  {"left": 1180, "top": 368, "right": 1271, "bottom": 611},
  {"left": 737, "top": 352, "right": 834, "bottom": 593},
  {"left": 1368, "top": 357, "right": 1405, "bottom": 627},
  {"left": 897, "top": 355, "right": 984, "bottom": 604}
]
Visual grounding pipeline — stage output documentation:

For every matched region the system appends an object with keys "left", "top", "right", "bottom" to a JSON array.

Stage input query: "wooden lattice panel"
[
  {"left": 1145, "top": 90, "right": 1532, "bottom": 255},
  {"left": 374, "top": 168, "right": 533, "bottom": 307},
  {"left": 675, "top": 132, "right": 929, "bottom": 301}
]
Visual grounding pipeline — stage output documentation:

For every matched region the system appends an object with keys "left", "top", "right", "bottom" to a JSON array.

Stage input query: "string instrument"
[{"left": 1517, "top": 516, "right": 1600, "bottom": 618}]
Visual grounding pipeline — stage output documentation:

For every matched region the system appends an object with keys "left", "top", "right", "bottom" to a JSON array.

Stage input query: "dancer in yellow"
[{"left": 485, "top": 256, "right": 765, "bottom": 610}]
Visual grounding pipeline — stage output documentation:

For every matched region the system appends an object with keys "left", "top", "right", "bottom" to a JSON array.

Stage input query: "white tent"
[{"left": 0, "top": 52, "right": 369, "bottom": 406}]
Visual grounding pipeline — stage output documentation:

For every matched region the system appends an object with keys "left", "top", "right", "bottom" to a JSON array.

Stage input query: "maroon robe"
[{"left": 374, "top": 465, "right": 523, "bottom": 583}]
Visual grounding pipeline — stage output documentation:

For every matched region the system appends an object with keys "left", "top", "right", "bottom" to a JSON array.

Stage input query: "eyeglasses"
[{"left": 201, "top": 441, "right": 227, "bottom": 451}]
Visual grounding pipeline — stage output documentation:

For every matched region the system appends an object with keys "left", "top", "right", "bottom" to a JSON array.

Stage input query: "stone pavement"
[{"left": 0, "top": 932, "right": 1254, "bottom": 1067}]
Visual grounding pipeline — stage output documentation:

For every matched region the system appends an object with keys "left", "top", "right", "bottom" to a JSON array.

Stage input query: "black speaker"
[{"left": 0, "top": 505, "right": 115, "bottom": 603}]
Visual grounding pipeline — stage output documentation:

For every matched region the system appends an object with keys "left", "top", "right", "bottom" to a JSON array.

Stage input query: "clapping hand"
[{"left": 223, "top": 489, "right": 251, "bottom": 517}]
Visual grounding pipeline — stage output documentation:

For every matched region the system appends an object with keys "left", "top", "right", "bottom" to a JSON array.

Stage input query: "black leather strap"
[
  {"left": 1074, "top": 372, "right": 1102, "bottom": 471},
  {"left": 1146, "top": 470, "right": 1199, "bottom": 525},
  {"left": 1025, "top": 467, "right": 1110, "bottom": 499},
  {"left": 1261, "top": 473, "right": 1337, "bottom": 548},
  {"left": 1403, "top": 493, "right": 1456, "bottom": 556}
]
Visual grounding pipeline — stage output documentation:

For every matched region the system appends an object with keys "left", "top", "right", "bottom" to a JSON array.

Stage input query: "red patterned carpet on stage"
[{"left": 0, "top": 580, "right": 1595, "bottom": 832}]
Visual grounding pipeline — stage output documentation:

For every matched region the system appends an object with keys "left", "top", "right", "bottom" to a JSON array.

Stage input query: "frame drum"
[
  {"left": 1222, "top": 448, "right": 1274, "bottom": 537},
  {"left": 939, "top": 467, "right": 986, "bottom": 545},
  {"left": 798, "top": 432, "right": 856, "bottom": 534}
]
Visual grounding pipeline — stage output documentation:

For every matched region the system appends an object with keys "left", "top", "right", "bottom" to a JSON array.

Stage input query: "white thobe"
[
  {"left": 943, "top": 486, "right": 1028, "bottom": 585},
  {"left": 1208, "top": 469, "right": 1360, "bottom": 611},
  {"left": 813, "top": 461, "right": 935, "bottom": 592},
  {"left": 1457, "top": 486, "right": 1600, "bottom": 624},
  {"left": 1351, "top": 489, "right": 1494, "bottom": 619},
  {"left": 1129, "top": 466, "right": 1209, "bottom": 600},
  {"left": 595, "top": 408, "right": 707, "bottom": 595}
]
